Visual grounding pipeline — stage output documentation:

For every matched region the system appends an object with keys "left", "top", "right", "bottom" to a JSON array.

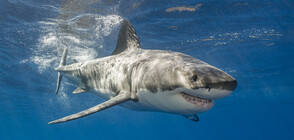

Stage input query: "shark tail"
[{"left": 55, "top": 49, "right": 68, "bottom": 94}]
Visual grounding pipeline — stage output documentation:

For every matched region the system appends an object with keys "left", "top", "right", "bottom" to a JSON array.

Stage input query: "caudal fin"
[{"left": 56, "top": 49, "right": 68, "bottom": 94}]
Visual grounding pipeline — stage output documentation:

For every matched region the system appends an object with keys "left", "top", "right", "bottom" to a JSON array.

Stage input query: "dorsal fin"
[{"left": 111, "top": 20, "right": 141, "bottom": 55}]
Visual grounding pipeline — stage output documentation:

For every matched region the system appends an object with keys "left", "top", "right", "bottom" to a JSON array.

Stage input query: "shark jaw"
[
  {"left": 179, "top": 91, "right": 214, "bottom": 115},
  {"left": 179, "top": 92, "right": 213, "bottom": 107},
  {"left": 176, "top": 80, "right": 237, "bottom": 113}
]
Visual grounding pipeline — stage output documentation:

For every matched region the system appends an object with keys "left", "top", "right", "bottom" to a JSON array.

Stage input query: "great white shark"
[{"left": 49, "top": 19, "right": 237, "bottom": 124}]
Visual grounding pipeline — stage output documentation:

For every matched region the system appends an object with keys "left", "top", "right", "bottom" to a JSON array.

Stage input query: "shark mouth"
[{"left": 180, "top": 92, "right": 213, "bottom": 106}]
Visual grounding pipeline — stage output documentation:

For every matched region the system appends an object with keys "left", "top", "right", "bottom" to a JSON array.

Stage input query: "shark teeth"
[{"left": 180, "top": 92, "right": 213, "bottom": 105}]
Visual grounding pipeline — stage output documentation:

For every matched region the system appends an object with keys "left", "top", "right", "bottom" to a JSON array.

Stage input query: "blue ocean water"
[{"left": 0, "top": 0, "right": 294, "bottom": 139}]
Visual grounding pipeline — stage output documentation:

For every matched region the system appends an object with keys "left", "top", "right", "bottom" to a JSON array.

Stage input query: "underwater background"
[{"left": 0, "top": 0, "right": 293, "bottom": 139}]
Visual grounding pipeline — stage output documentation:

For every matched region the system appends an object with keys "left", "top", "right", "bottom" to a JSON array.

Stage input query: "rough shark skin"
[{"left": 49, "top": 20, "right": 237, "bottom": 124}]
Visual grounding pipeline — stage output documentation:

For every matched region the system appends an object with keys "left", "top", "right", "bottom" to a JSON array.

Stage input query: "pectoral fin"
[
  {"left": 49, "top": 91, "right": 131, "bottom": 124},
  {"left": 73, "top": 86, "right": 88, "bottom": 94}
]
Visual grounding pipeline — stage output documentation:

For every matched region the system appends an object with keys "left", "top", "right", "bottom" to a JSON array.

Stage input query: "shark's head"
[
  {"left": 136, "top": 51, "right": 237, "bottom": 115},
  {"left": 175, "top": 55, "right": 237, "bottom": 100}
]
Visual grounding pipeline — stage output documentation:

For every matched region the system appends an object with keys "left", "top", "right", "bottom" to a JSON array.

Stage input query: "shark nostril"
[
  {"left": 205, "top": 84, "right": 211, "bottom": 92},
  {"left": 205, "top": 84, "right": 210, "bottom": 88}
]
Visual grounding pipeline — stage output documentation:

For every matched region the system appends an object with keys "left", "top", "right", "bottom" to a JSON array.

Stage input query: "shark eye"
[{"left": 191, "top": 75, "right": 198, "bottom": 81}]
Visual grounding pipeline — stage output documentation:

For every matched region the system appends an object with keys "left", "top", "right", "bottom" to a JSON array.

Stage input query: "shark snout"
[
  {"left": 201, "top": 79, "right": 237, "bottom": 100},
  {"left": 206, "top": 80, "right": 237, "bottom": 92}
]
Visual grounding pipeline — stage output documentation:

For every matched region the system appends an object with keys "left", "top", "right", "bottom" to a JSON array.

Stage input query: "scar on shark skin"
[{"left": 166, "top": 3, "right": 203, "bottom": 12}]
